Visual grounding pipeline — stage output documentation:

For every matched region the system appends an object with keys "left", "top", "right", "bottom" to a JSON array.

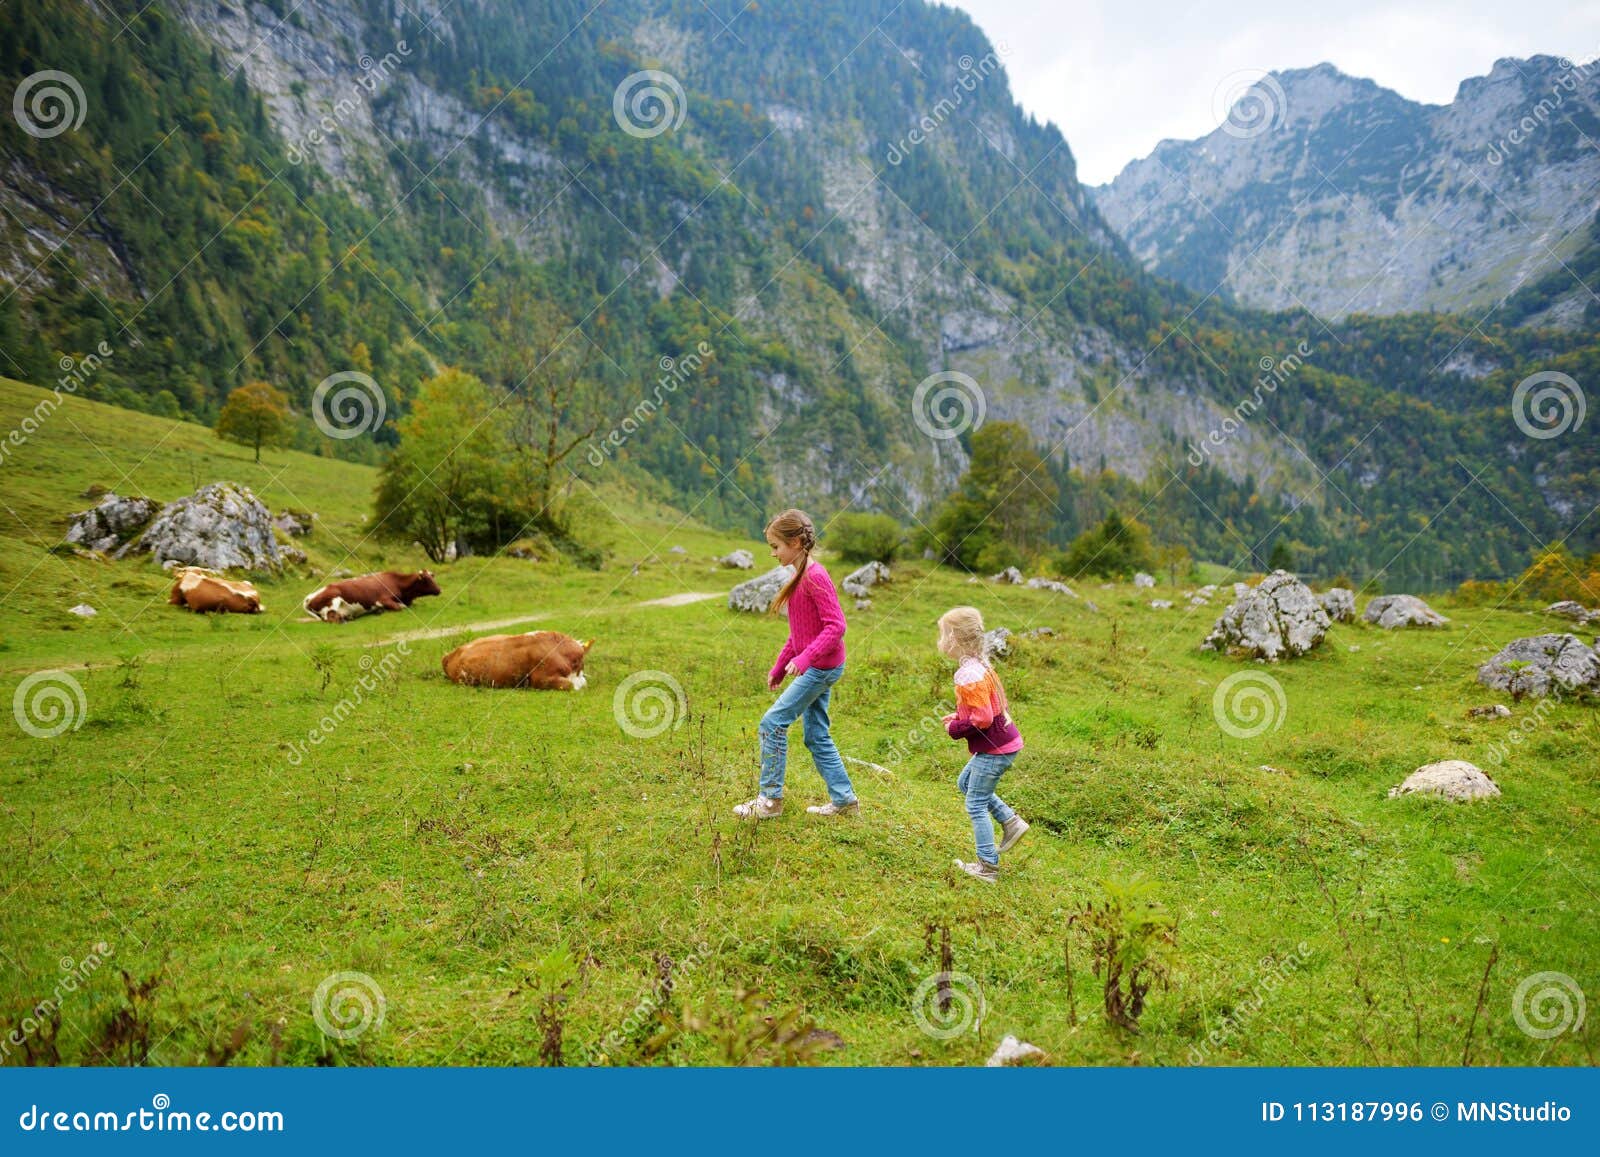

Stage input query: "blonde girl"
[{"left": 938, "top": 606, "right": 1027, "bottom": 882}]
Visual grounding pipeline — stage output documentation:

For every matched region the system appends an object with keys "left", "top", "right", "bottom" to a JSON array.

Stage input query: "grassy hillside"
[{"left": 0, "top": 380, "right": 1595, "bottom": 1066}]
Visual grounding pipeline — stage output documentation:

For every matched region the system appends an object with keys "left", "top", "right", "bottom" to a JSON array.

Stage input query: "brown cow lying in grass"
[
  {"left": 442, "top": 631, "right": 592, "bottom": 690},
  {"left": 304, "top": 570, "right": 440, "bottom": 623},
  {"left": 168, "top": 568, "right": 263, "bottom": 614}
]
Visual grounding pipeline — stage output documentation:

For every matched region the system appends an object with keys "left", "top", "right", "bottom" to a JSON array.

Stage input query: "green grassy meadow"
[{"left": 0, "top": 379, "right": 1595, "bottom": 1067}]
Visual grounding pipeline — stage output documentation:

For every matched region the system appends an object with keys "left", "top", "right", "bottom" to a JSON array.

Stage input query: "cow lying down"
[
  {"left": 169, "top": 567, "right": 262, "bottom": 613},
  {"left": 442, "top": 631, "right": 592, "bottom": 690},
  {"left": 304, "top": 570, "right": 440, "bottom": 623}
]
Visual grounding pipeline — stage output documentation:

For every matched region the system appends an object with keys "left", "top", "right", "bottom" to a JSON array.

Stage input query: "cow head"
[
  {"left": 407, "top": 570, "right": 442, "bottom": 599},
  {"left": 566, "top": 638, "right": 593, "bottom": 689}
]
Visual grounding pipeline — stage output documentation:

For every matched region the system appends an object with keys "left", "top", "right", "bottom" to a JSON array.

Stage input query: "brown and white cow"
[
  {"left": 441, "top": 632, "right": 592, "bottom": 690},
  {"left": 304, "top": 570, "right": 440, "bottom": 623},
  {"left": 168, "top": 568, "right": 263, "bottom": 614}
]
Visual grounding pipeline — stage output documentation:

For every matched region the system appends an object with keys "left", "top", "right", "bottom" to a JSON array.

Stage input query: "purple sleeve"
[{"left": 793, "top": 566, "right": 846, "bottom": 673}]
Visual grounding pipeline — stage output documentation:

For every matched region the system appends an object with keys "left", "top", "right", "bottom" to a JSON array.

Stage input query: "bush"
[
  {"left": 1454, "top": 578, "right": 1509, "bottom": 606},
  {"left": 1060, "top": 511, "right": 1155, "bottom": 579},
  {"left": 827, "top": 512, "right": 903, "bottom": 563},
  {"left": 1515, "top": 545, "right": 1600, "bottom": 604},
  {"left": 975, "top": 540, "right": 1023, "bottom": 574}
]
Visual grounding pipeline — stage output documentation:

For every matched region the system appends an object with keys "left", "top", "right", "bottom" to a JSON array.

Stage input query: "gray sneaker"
[
  {"left": 733, "top": 795, "right": 783, "bottom": 820},
  {"left": 805, "top": 800, "right": 860, "bottom": 816},
  {"left": 998, "top": 816, "right": 1030, "bottom": 853},
  {"left": 954, "top": 858, "right": 999, "bottom": 884}
]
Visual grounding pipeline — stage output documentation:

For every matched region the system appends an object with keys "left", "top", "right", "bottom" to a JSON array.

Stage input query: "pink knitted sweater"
[{"left": 769, "top": 561, "right": 847, "bottom": 680}]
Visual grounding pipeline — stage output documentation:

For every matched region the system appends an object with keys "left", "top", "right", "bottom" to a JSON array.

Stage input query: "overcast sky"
[{"left": 952, "top": 0, "right": 1600, "bottom": 185}]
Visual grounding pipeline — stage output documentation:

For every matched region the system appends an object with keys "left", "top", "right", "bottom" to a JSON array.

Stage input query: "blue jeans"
[
  {"left": 758, "top": 665, "right": 856, "bottom": 805},
  {"left": 958, "top": 751, "right": 1017, "bottom": 865}
]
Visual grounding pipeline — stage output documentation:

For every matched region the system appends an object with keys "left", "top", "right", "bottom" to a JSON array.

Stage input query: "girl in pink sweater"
[{"left": 733, "top": 509, "right": 859, "bottom": 820}]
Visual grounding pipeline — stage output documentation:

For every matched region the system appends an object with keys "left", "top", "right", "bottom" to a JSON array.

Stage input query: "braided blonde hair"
[{"left": 766, "top": 508, "right": 816, "bottom": 613}]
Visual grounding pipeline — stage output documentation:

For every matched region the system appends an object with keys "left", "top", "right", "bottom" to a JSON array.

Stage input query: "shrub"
[
  {"left": 1060, "top": 511, "right": 1155, "bottom": 579},
  {"left": 1068, "top": 875, "right": 1177, "bottom": 1032},
  {"left": 827, "top": 512, "right": 904, "bottom": 563}
]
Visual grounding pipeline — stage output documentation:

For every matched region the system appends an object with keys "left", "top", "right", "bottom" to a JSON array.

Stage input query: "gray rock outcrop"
[
  {"left": 986, "top": 1035, "right": 1046, "bottom": 1066},
  {"left": 843, "top": 561, "right": 890, "bottom": 597},
  {"left": 1363, "top": 594, "right": 1447, "bottom": 629},
  {"left": 1388, "top": 760, "right": 1500, "bottom": 802},
  {"left": 719, "top": 549, "right": 755, "bottom": 569},
  {"left": 1026, "top": 577, "right": 1075, "bottom": 595},
  {"left": 1546, "top": 600, "right": 1599, "bottom": 626},
  {"left": 273, "top": 509, "right": 314, "bottom": 537},
  {"left": 1318, "top": 587, "right": 1356, "bottom": 623},
  {"left": 1201, "top": 570, "right": 1330, "bottom": 660},
  {"left": 1476, "top": 634, "right": 1600, "bottom": 698},
  {"left": 64, "top": 493, "right": 160, "bottom": 553},
  {"left": 124, "top": 483, "right": 283, "bottom": 571},
  {"left": 729, "top": 565, "right": 793, "bottom": 613}
]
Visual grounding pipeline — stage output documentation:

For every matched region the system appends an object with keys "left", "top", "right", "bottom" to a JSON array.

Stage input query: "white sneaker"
[
  {"left": 805, "top": 800, "right": 860, "bottom": 816},
  {"left": 733, "top": 795, "right": 783, "bottom": 820},
  {"left": 998, "top": 816, "right": 1030, "bottom": 853},
  {"left": 954, "top": 858, "right": 999, "bottom": 884}
]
